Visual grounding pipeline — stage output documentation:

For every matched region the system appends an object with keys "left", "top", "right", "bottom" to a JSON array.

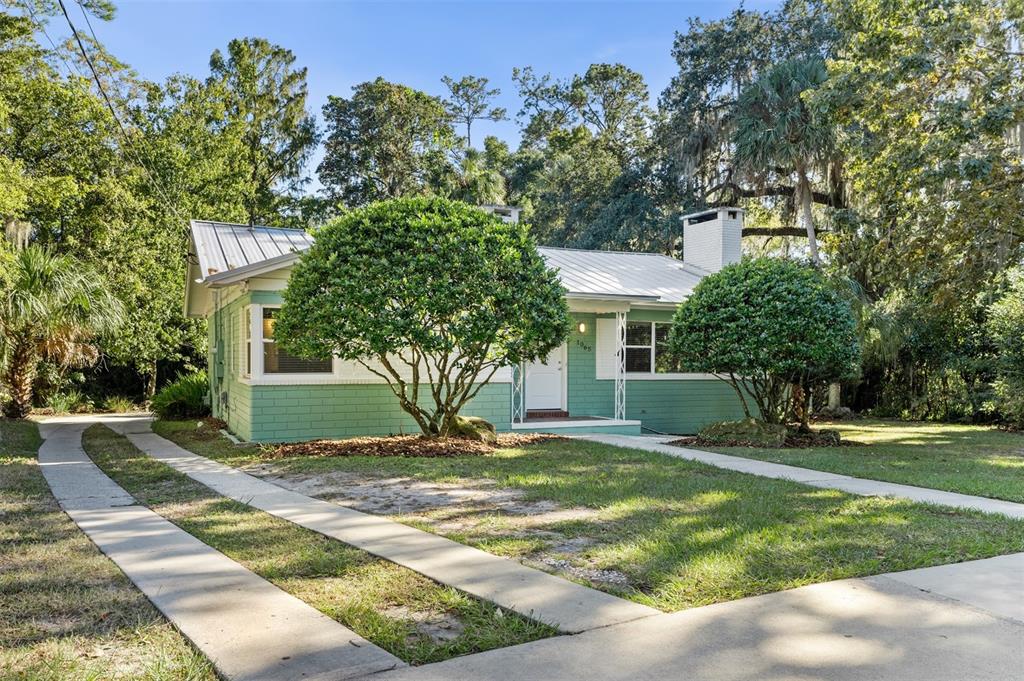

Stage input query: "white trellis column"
[
  {"left": 614, "top": 311, "right": 626, "bottom": 420},
  {"left": 511, "top": 362, "right": 525, "bottom": 424}
]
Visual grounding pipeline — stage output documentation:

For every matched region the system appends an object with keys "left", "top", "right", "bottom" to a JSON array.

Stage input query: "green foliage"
[
  {"left": 670, "top": 258, "right": 860, "bottom": 423},
  {"left": 102, "top": 395, "right": 136, "bottom": 413},
  {"left": 318, "top": 78, "right": 456, "bottom": 207},
  {"left": 988, "top": 270, "right": 1024, "bottom": 427},
  {"left": 275, "top": 197, "right": 571, "bottom": 436},
  {"left": 660, "top": 0, "right": 838, "bottom": 219},
  {"left": 821, "top": 0, "right": 1024, "bottom": 310},
  {"left": 734, "top": 57, "right": 834, "bottom": 262},
  {"left": 0, "top": 245, "right": 123, "bottom": 418},
  {"left": 208, "top": 37, "right": 318, "bottom": 225},
  {"left": 47, "top": 389, "right": 92, "bottom": 414},
  {"left": 698, "top": 418, "right": 788, "bottom": 448},
  {"left": 510, "top": 63, "right": 667, "bottom": 249},
  {"left": 441, "top": 75, "right": 506, "bottom": 148},
  {"left": 151, "top": 371, "right": 210, "bottom": 419}
]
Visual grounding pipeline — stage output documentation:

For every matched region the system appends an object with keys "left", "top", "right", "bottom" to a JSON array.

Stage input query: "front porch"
[{"left": 510, "top": 415, "right": 643, "bottom": 435}]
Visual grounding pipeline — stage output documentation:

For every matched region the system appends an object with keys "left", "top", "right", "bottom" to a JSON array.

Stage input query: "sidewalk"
[
  {"left": 39, "top": 415, "right": 1024, "bottom": 681},
  {"left": 97, "top": 415, "right": 659, "bottom": 633},
  {"left": 374, "top": 560, "right": 1024, "bottom": 681},
  {"left": 37, "top": 419, "right": 404, "bottom": 681},
  {"left": 583, "top": 434, "right": 1024, "bottom": 518}
]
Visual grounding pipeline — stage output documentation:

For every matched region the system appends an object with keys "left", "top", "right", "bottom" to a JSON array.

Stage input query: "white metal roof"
[
  {"left": 190, "top": 220, "right": 314, "bottom": 282},
  {"left": 538, "top": 247, "right": 707, "bottom": 304},
  {"left": 189, "top": 221, "right": 706, "bottom": 303}
]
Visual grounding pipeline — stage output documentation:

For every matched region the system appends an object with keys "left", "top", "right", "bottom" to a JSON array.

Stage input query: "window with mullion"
[
  {"left": 261, "top": 307, "right": 333, "bottom": 374},
  {"left": 625, "top": 321, "right": 677, "bottom": 374}
]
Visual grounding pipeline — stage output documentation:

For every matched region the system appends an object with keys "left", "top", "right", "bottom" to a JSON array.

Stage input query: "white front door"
[{"left": 525, "top": 345, "right": 565, "bottom": 410}]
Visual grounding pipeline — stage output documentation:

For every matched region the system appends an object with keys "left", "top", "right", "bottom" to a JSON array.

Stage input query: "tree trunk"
[
  {"left": 828, "top": 382, "right": 841, "bottom": 410},
  {"left": 2, "top": 340, "right": 37, "bottom": 419},
  {"left": 797, "top": 166, "right": 820, "bottom": 265},
  {"left": 142, "top": 360, "right": 158, "bottom": 402}
]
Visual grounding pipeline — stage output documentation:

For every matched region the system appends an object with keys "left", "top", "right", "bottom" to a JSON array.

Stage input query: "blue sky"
[{"left": 61, "top": 0, "right": 778, "bottom": 175}]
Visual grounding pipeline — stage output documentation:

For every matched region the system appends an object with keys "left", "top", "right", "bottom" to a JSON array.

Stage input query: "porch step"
[
  {"left": 511, "top": 418, "right": 642, "bottom": 436},
  {"left": 526, "top": 409, "right": 570, "bottom": 419}
]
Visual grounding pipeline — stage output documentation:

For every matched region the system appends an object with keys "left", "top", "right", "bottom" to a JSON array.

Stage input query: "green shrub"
[
  {"left": 988, "top": 270, "right": 1024, "bottom": 428},
  {"left": 275, "top": 197, "right": 570, "bottom": 437},
  {"left": 151, "top": 372, "right": 210, "bottom": 419},
  {"left": 670, "top": 258, "right": 860, "bottom": 426},
  {"left": 102, "top": 395, "right": 136, "bottom": 413},
  {"left": 47, "top": 390, "right": 92, "bottom": 414}
]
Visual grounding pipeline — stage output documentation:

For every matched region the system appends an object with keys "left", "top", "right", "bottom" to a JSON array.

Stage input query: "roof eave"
[{"left": 202, "top": 250, "right": 303, "bottom": 287}]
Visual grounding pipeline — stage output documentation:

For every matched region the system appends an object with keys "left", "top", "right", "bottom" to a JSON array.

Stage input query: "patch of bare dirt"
[
  {"left": 245, "top": 466, "right": 599, "bottom": 522},
  {"left": 245, "top": 464, "right": 637, "bottom": 589},
  {"left": 268, "top": 433, "right": 564, "bottom": 459},
  {"left": 380, "top": 605, "right": 466, "bottom": 644}
]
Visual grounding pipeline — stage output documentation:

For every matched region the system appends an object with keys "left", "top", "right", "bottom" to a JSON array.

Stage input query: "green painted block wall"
[
  {"left": 247, "top": 382, "right": 511, "bottom": 443},
  {"left": 567, "top": 311, "right": 748, "bottom": 435},
  {"left": 206, "top": 289, "right": 746, "bottom": 442},
  {"left": 207, "top": 292, "right": 254, "bottom": 441}
]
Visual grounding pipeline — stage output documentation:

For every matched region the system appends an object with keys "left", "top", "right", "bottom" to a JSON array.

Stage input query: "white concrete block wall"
[{"left": 682, "top": 208, "right": 743, "bottom": 273}]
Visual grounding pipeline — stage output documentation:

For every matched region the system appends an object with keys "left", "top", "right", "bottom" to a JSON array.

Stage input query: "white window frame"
[
  {"left": 241, "top": 304, "right": 335, "bottom": 383},
  {"left": 624, "top": 321, "right": 673, "bottom": 376},
  {"left": 237, "top": 302, "right": 515, "bottom": 386},
  {"left": 595, "top": 317, "right": 717, "bottom": 381}
]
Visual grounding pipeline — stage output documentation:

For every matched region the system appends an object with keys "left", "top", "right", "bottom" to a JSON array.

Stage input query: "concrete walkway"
[
  {"left": 38, "top": 416, "right": 1024, "bottom": 681},
  {"left": 584, "top": 434, "right": 1024, "bottom": 518},
  {"left": 98, "top": 416, "right": 658, "bottom": 634},
  {"left": 373, "top": 557, "right": 1024, "bottom": 681},
  {"left": 37, "top": 418, "right": 404, "bottom": 681}
]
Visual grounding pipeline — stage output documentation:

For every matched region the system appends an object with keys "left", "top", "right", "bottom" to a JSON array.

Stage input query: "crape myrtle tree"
[
  {"left": 274, "top": 197, "right": 571, "bottom": 437},
  {"left": 669, "top": 258, "right": 859, "bottom": 429}
]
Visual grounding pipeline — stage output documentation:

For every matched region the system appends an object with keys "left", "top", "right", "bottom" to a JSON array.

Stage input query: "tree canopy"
[
  {"left": 274, "top": 198, "right": 571, "bottom": 436},
  {"left": 670, "top": 258, "right": 860, "bottom": 425}
]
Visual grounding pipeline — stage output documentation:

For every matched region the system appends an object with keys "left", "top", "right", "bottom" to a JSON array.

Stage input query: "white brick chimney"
[{"left": 681, "top": 207, "right": 743, "bottom": 273}]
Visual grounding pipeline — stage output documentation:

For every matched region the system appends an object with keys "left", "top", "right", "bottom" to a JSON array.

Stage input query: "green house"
[{"left": 184, "top": 208, "right": 748, "bottom": 443}]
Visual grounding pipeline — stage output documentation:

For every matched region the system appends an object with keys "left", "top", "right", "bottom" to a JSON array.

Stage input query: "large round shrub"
[
  {"left": 670, "top": 258, "right": 860, "bottom": 425},
  {"left": 275, "top": 197, "right": 571, "bottom": 437}
]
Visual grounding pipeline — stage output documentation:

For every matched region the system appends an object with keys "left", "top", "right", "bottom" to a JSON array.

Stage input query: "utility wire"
[
  {"left": 23, "top": 1, "right": 86, "bottom": 81},
  {"left": 55, "top": 0, "right": 184, "bottom": 222}
]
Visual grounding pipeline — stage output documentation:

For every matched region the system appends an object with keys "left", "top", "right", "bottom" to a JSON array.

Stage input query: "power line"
[
  {"left": 23, "top": 1, "right": 86, "bottom": 81},
  {"left": 54, "top": 0, "right": 184, "bottom": 222}
]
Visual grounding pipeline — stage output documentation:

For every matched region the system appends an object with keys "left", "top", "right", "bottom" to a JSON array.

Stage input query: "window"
[
  {"left": 261, "top": 308, "right": 332, "bottom": 374},
  {"left": 625, "top": 321, "right": 677, "bottom": 374}
]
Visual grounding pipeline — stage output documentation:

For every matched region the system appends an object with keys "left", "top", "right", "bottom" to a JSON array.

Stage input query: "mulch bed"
[
  {"left": 668, "top": 431, "right": 865, "bottom": 449},
  {"left": 267, "top": 433, "right": 565, "bottom": 459}
]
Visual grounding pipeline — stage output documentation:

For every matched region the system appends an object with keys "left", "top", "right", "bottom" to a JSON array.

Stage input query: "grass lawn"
[
  {"left": 154, "top": 419, "right": 1024, "bottom": 613},
  {"left": 82, "top": 424, "right": 554, "bottom": 665},
  {"left": 0, "top": 418, "right": 215, "bottom": 681},
  {"left": 711, "top": 419, "right": 1024, "bottom": 503}
]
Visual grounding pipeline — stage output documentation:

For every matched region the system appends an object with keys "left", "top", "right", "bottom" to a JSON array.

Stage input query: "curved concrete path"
[
  {"left": 38, "top": 418, "right": 404, "bottom": 681},
  {"left": 102, "top": 416, "right": 657, "bottom": 633},
  {"left": 583, "top": 434, "right": 1024, "bottom": 519}
]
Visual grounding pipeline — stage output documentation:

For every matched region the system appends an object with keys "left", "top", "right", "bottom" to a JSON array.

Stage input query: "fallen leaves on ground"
[{"left": 268, "top": 433, "right": 565, "bottom": 459}]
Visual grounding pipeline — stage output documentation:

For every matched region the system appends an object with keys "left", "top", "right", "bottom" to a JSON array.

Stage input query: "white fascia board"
[{"left": 203, "top": 251, "right": 302, "bottom": 287}]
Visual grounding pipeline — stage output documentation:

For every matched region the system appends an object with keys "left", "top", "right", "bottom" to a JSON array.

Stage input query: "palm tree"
[
  {"left": 733, "top": 57, "right": 834, "bottom": 265},
  {"left": 0, "top": 245, "right": 123, "bottom": 418}
]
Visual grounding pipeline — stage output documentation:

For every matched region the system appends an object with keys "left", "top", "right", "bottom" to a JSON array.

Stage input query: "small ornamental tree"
[
  {"left": 669, "top": 258, "right": 860, "bottom": 428},
  {"left": 275, "top": 197, "right": 571, "bottom": 437}
]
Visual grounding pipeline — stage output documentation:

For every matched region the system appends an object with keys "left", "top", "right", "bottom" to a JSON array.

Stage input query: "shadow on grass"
[{"left": 246, "top": 438, "right": 1024, "bottom": 612}]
